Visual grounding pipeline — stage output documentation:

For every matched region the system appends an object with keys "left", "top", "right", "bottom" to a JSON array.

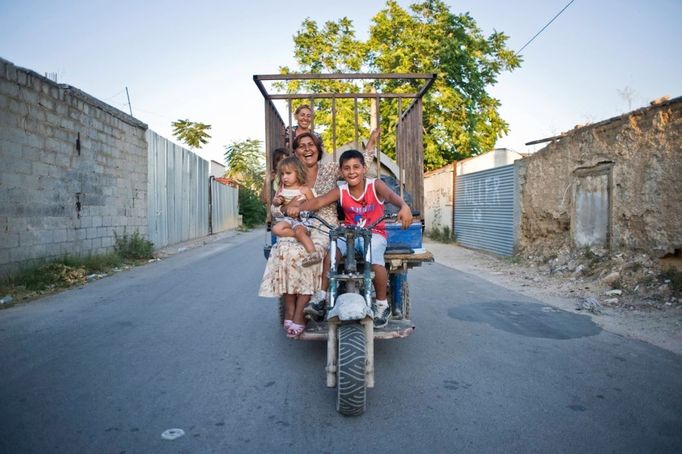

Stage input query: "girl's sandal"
[
  {"left": 286, "top": 322, "right": 306, "bottom": 339},
  {"left": 283, "top": 320, "right": 293, "bottom": 331}
]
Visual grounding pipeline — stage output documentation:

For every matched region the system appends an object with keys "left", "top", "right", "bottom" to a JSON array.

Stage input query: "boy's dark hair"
[
  {"left": 271, "top": 148, "right": 288, "bottom": 172},
  {"left": 339, "top": 149, "right": 365, "bottom": 167}
]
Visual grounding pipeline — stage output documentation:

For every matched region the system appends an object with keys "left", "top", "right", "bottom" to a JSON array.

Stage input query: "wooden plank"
[
  {"left": 354, "top": 98, "right": 359, "bottom": 149},
  {"left": 269, "top": 93, "right": 417, "bottom": 100},
  {"left": 255, "top": 73, "right": 435, "bottom": 81},
  {"left": 332, "top": 97, "right": 336, "bottom": 161},
  {"left": 375, "top": 93, "right": 381, "bottom": 177},
  {"left": 298, "top": 319, "right": 416, "bottom": 341},
  {"left": 287, "top": 99, "right": 293, "bottom": 151},
  {"left": 384, "top": 250, "right": 433, "bottom": 262}
]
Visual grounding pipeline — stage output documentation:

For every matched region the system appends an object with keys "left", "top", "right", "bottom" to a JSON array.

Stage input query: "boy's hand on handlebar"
[{"left": 397, "top": 204, "right": 413, "bottom": 229}]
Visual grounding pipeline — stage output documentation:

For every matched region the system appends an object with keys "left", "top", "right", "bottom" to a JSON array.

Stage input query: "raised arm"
[
  {"left": 287, "top": 187, "right": 340, "bottom": 219},
  {"left": 362, "top": 127, "right": 381, "bottom": 162},
  {"left": 374, "top": 178, "right": 413, "bottom": 229}
]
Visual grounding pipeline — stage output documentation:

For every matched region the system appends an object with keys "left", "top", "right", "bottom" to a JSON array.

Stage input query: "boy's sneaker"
[
  {"left": 373, "top": 302, "right": 391, "bottom": 328},
  {"left": 304, "top": 291, "right": 326, "bottom": 321}
]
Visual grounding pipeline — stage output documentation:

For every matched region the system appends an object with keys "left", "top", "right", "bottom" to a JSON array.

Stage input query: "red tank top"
[{"left": 339, "top": 178, "right": 386, "bottom": 238}]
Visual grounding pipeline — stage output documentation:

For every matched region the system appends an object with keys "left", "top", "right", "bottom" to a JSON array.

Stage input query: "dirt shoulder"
[{"left": 424, "top": 239, "right": 682, "bottom": 356}]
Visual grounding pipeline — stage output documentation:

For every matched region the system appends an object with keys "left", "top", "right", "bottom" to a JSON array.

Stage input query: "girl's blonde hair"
[{"left": 277, "top": 156, "right": 307, "bottom": 186}]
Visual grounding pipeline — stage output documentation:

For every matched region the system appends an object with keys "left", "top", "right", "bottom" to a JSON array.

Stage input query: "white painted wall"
[
  {"left": 456, "top": 148, "right": 523, "bottom": 176},
  {"left": 424, "top": 164, "right": 453, "bottom": 233}
]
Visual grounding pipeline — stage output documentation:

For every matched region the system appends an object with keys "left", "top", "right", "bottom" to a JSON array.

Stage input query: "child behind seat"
[
  {"left": 260, "top": 147, "right": 288, "bottom": 205},
  {"left": 287, "top": 149, "right": 413, "bottom": 327},
  {"left": 271, "top": 156, "right": 322, "bottom": 268}
]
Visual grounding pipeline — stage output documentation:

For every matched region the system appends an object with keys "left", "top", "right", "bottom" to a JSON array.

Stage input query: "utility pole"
[{"left": 125, "top": 86, "right": 133, "bottom": 116}]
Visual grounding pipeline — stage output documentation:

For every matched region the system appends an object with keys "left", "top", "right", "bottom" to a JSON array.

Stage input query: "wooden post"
[
  {"left": 265, "top": 100, "right": 272, "bottom": 223},
  {"left": 332, "top": 96, "right": 337, "bottom": 162},
  {"left": 397, "top": 97, "right": 403, "bottom": 196},
  {"left": 452, "top": 160, "right": 458, "bottom": 237},
  {"left": 287, "top": 99, "right": 293, "bottom": 152},
  {"left": 354, "top": 98, "right": 359, "bottom": 149},
  {"left": 375, "top": 93, "right": 381, "bottom": 177}
]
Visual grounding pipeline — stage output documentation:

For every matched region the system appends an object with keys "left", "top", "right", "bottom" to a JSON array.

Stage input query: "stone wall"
[
  {"left": 0, "top": 58, "right": 148, "bottom": 276},
  {"left": 516, "top": 97, "right": 682, "bottom": 258}
]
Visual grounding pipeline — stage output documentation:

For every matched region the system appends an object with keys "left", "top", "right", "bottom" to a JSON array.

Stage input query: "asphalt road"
[{"left": 1, "top": 229, "right": 680, "bottom": 454}]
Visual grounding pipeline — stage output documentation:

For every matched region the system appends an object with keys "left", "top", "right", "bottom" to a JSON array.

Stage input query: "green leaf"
[{"left": 171, "top": 119, "right": 212, "bottom": 149}]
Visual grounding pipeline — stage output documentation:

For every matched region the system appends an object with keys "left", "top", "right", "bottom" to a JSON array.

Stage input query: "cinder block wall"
[{"left": 0, "top": 58, "right": 148, "bottom": 276}]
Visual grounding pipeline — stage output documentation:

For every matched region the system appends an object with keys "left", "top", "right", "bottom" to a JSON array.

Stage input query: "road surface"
[{"left": 1, "top": 229, "right": 680, "bottom": 453}]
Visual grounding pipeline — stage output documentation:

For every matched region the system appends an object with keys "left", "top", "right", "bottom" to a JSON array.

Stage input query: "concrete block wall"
[{"left": 0, "top": 58, "right": 148, "bottom": 276}]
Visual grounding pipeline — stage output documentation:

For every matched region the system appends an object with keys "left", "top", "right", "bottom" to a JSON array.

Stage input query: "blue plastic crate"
[{"left": 385, "top": 221, "right": 422, "bottom": 249}]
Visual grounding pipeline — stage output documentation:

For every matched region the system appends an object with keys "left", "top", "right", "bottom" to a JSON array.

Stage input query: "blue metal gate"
[{"left": 454, "top": 164, "right": 518, "bottom": 256}]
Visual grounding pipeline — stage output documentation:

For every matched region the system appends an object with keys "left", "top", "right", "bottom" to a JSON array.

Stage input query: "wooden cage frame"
[{"left": 253, "top": 73, "right": 436, "bottom": 214}]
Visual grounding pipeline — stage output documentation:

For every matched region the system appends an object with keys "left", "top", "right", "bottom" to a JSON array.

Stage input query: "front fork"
[
  {"left": 325, "top": 317, "right": 375, "bottom": 389},
  {"left": 325, "top": 230, "right": 375, "bottom": 388}
]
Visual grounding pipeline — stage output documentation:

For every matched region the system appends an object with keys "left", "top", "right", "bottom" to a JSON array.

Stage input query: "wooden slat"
[
  {"left": 255, "top": 73, "right": 435, "bottom": 81},
  {"left": 269, "top": 93, "right": 417, "bottom": 100},
  {"left": 331, "top": 97, "right": 337, "bottom": 162},
  {"left": 375, "top": 93, "right": 381, "bottom": 178},
  {"left": 354, "top": 98, "right": 359, "bottom": 149}
]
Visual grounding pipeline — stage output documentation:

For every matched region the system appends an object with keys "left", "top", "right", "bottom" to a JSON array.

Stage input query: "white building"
[{"left": 423, "top": 148, "right": 524, "bottom": 233}]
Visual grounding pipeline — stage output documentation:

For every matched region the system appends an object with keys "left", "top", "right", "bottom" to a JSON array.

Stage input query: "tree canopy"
[
  {"left": 279, "top": 0, "right": 521, "bottom": 171},
  {"left": 224, "top": 139, "right": 265, "bottom": 193},
  {"left": 171, "top": 119, "right": 212, "bottom": 149}
]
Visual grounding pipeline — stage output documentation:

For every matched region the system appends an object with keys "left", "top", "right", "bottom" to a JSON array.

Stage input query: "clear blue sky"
[{"left": 1, "top": 0, "right": 680, "bottom": 165}]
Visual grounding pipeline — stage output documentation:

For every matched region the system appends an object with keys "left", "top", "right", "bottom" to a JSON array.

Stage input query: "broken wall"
[{"left": 517, "top": 97, "right": 682, "bottom": 258}]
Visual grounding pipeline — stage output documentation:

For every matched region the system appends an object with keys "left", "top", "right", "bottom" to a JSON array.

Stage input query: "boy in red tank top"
[{"left": 288, "top": 149, "right": 413, "bottom": 327}]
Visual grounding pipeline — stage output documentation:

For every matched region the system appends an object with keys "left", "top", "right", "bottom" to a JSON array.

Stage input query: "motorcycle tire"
[{"left": 337, "top": 323, "right": 366, "bottom": 416}]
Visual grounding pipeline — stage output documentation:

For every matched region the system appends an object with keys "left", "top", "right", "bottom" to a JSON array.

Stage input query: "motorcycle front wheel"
[{"left": 336, "top": 323, "right": 366, "bottom": 416}]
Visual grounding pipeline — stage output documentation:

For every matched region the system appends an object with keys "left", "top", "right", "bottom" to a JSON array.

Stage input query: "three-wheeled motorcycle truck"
[{"left": 254, "top": 73, "right": 435, "bottom": 415}]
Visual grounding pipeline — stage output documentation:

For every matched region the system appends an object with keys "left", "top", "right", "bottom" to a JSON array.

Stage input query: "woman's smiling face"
[
  {"left": 294, "top": 136, "right": 319, "bottom": 167},
  {"left": 296, "top": 107, "right": 312, "bottom": 130}
]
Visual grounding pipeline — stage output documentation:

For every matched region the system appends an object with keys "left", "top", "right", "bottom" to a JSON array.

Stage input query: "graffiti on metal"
[{"left": 455, "top": 164, "right": 517, "bottom": 256}]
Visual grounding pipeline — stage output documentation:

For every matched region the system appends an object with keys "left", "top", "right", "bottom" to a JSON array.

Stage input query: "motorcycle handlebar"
[{"left": 300, "top": 211, "right": 397, "bottom": 231}]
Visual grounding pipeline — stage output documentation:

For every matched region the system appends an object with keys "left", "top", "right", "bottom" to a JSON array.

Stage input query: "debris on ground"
[
  {"left": 577, "top": 296, "right": 603, "bottom": 314},
  {"left": 521, "top": 245, "right": 682, "bottom": 310}
]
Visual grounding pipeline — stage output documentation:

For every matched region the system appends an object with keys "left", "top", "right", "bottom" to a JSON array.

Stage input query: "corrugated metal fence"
[
  {"left": 454, "top": 164, "right": 519, "bottom": 256},
  {"left": 147, "top": 130, "right": 239, "bottom": 249},
  {"left": 210, "top": 178, "right": 240, "bottom": 233}
]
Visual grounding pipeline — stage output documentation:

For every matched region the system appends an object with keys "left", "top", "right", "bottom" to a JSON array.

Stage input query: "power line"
[
  {"left": 515, "top": 0, "right": 575, "bottom": 56},
  {"left": 101, "top": 89, "right": 124, "bottom": 102}
]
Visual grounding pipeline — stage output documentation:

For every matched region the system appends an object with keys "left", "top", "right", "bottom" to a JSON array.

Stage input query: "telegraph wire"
[{"left": 515, "top": 0, "right": 575, "bottom": 56}]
